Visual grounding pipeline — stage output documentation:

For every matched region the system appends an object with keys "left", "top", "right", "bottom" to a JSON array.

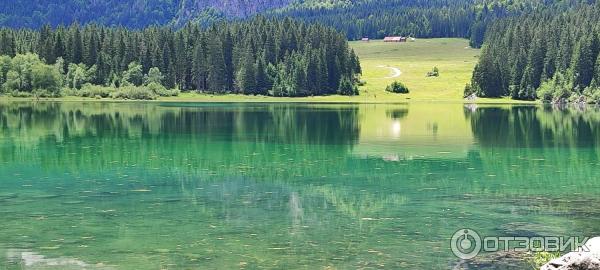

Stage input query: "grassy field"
[
  {"left": 350, "top": 38, "right": 480, "bottom": 101},
  {"left": 1, "top": 38, "right": 531, "bottom": 103}
]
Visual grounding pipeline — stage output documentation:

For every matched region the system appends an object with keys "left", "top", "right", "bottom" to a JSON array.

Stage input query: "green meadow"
[{"left": 350, "top": 38, "right": 480, "bottom": 101}]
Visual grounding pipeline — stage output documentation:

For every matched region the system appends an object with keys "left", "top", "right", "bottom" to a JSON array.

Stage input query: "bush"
[
  {"left": 536, "top": 72, "right": 572, "bottom": 103},
  {"left": 32, "top": 89, "right": 60, "bottom": 98},
  {"left": 583, "top": 86, "right": 600, "bottom": 104},
  {"left": 464, "top": 83, "right": 475, "bottom": 98},
  {"left": 427, "top": 67, "right": 440, "bottom": 77},
  {"left": 386, "top": 81, "right": 410, "bottom": 94},
  {"left": 147, "top": 82, "right": 179, "bottom": 97},
  {"left": 528, "top": 252, "right": 561, "bottom": 270},
  {"left": 111, "top": 86, "right": 157, "bottom": 100},
  {"left": 9, "top": 91, "right": 33, "bottom": 97},
  {"left": 78, "top": 84, "right": 115, "bottom": 98},
  {"left": 60, "top": 88, "right": 76, "bottom": 96}
]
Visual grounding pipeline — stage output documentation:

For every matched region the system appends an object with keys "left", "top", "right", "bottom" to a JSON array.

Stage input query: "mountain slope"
[
  {"left": 0, "top": 0, "right": 296, "bottom": 28},
  {"left": 0, "top": 0, "right": 581, "bottom": 48}
]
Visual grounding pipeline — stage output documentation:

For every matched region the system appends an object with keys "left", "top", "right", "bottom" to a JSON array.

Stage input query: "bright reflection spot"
[{"left": 392, "top": 121, "right": 402, "bottom": 137}]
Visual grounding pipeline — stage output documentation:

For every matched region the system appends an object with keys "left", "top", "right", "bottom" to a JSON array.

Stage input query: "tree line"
[
  {"left": 0, "top": 17, "right": 361, "bottom": 98},
  {"left": 468, "top": 3, "right": 600, "bottom": 103}
]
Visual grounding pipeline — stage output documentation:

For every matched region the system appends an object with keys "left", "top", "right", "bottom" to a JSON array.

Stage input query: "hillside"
[
  {"left": 0, "top": 0, "right": 590, "bottom": 47},
  {"left": 0, "top": 0, "right": 295, "bottom": 28}
]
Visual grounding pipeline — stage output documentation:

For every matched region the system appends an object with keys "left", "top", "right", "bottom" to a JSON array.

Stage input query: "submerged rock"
[{"left": 541, "top": 237, "right": 600, "bottom": 270}]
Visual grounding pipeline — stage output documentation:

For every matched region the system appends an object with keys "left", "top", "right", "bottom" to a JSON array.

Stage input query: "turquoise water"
[{"left": 0, "top": 102, "right": 599, "bottom": 269}]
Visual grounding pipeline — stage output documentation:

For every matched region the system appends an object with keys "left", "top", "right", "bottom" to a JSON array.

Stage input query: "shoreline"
[{"left": 0, "top": 94, "right": 538, "bottom": 105}]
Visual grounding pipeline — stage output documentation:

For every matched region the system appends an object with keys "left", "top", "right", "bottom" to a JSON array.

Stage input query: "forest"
[
  {"left": 469, "top": 2, "right": 600, "bottom": 103},
  {"left": 0, "top": 17, "right": 361, "bottom": 99},
  {"left": 0, "top": 0, "right": 577, "bottom": 48},
  {"left": 0, "top": 0, "right": 296, "bottom": 29}
]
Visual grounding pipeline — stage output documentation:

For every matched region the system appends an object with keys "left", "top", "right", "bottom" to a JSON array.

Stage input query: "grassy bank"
[{"left": 0, "top": 38, "right": 535, "bottom": 104}]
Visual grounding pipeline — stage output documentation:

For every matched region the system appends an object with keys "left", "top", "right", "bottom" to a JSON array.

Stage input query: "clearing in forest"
[{"left": 350, "top": 38, "right": 480, "bottom": 100}]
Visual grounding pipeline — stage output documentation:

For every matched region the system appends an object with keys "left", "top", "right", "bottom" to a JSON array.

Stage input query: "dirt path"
[{"left": 376, "top": 65, "right": 402, "bottom": 78}]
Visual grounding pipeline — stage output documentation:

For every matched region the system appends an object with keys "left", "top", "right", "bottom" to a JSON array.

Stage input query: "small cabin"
[
  {"left": 384, "top": 36, "right": 407, "bottom": 43},
  {"left": 361, "top": 37, "right": 370, "bottom": 42}
]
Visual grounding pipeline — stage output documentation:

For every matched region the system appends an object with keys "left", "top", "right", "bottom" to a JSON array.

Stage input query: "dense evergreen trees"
[
  {"left": 1, "top": 0, "right": 572, "bottom": 49},
  {"left": 272, "top": 0, "right": 476, "bottom": 41},
  {"left": 0, "top": 0, "right": 295, "bottom": 29},
  {"left": 470, "top": 3, "right": 600, "bottom": 103},
  {"left": 0, "top": 17, "right": 361, "bottom": 97},
  {"left": 269, "top": 0, "right": 576, "bottom": 48}
]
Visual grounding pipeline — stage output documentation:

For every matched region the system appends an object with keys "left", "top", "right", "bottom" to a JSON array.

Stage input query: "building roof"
[{"left": 383, "top": 36, "right": 404, "bottom": 41}]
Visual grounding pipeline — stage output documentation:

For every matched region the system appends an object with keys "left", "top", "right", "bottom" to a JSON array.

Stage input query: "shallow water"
[{"left": 0, "top": 102, "right": 599, "bottom": 269}]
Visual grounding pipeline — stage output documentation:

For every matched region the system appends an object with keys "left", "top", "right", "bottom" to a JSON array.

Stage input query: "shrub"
[
  {"left": 528, "top": 252, "right": 560, "bottom": 270},
  {"left": 60, "top": 87, "right": 77, "bottom": 96},
  {"left": 78, "top": 84, "right": 115, "bottom": 98},
  {"left": 32, "top": 89, "right": 60, "bottom": 98},
  {"left": 10, "top": 91, "right": 33, "bottom": 97},
  {"left": 464, "top": 83, "right": 475, "bottom": 98},
  {"left": 536, "top": 72, "right": 572, "bottom": 103},
  {"left": 147, "top": 82, "right": 179, "bottom": 97},
  {"left": 583, "top": 86, "right": 600, "bottom": 104},
  {"left": 386, "top": 81, "right": 410, "bottom": 94},
  {"left": 111, "top": 86, "right": 157, "bottom": 100},
  {"left": 427, "top": 67, "right": 440, "bottom": 77}
]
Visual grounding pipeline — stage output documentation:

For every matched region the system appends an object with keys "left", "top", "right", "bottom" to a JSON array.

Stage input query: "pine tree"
[
  {"left": 192, "top": 37, "right": 208, "bottom": 90},
  {"left": 471, "top": 49, "right": 501, "bottom": 97},
  {"left": 293, "top": 59, "right": 307, "bottom": 96},
  {"left": 349, "top": 49, "right": 361, "bottom": 75},
  {"left": 206, "top": 36, "right": 227, "bottom": 93},
  {"left": 305, "top": 50, "right": 319, "bottom": 95},
  {"left": 161, "top": 42, "right": 175, "bottom": 89},
  {"left": 570, "top": 36, "right": 595, "bottom": 91},
  {"left": 174, "top": 33, "right": 187, "bottom": 89},
  {"left": 255, "top": 56, "right": 270, "bottom": 95},
  {"left": 222, "top": 30, "right": 235, "bottom": 91},
  {"left": 84, "top": 30, "right": 98, "bottom": 67},
  {"left": 236, "top": 46, "right": 256, "bottom": 94},
  {"left": 264, "top": 34, "right": 277, "bottom": 64},
  {"left": 71, "top": 26, "right": 83, "bottom": 64},
  {"left": 592, "top": 53, "right": 600, "bottom": 87},
  {"left": 519, "top": 36, "right": 544, "bottom": 99}
]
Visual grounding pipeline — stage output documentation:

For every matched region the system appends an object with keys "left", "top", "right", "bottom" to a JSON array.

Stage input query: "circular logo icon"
[{"left": 451, "top": 228, "right": 482, "bottom": 260}]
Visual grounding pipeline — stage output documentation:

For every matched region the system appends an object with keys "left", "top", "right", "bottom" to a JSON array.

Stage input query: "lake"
[{"left": 0, "top": 102, "right": 599, "bottom": 269}]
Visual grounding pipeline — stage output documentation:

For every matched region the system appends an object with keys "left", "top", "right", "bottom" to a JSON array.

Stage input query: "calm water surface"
[{"left": 0, "top": 102, "right": 599, "bottom": 269}]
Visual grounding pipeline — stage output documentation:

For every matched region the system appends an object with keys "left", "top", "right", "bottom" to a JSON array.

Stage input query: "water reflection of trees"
[
  {"left": 0, "top": 102, "right": 360, "bottom": 174},
  {"left": 467, "top": 105, "right": 600, "bottom": 148},
  {"left": 463, "top": 105, "right": 600, "bottom": 196}
]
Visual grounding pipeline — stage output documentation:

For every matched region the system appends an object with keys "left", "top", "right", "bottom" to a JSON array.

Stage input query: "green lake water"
[{"left": 0, "top": 102, "right": 599, "bottom": 269}]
